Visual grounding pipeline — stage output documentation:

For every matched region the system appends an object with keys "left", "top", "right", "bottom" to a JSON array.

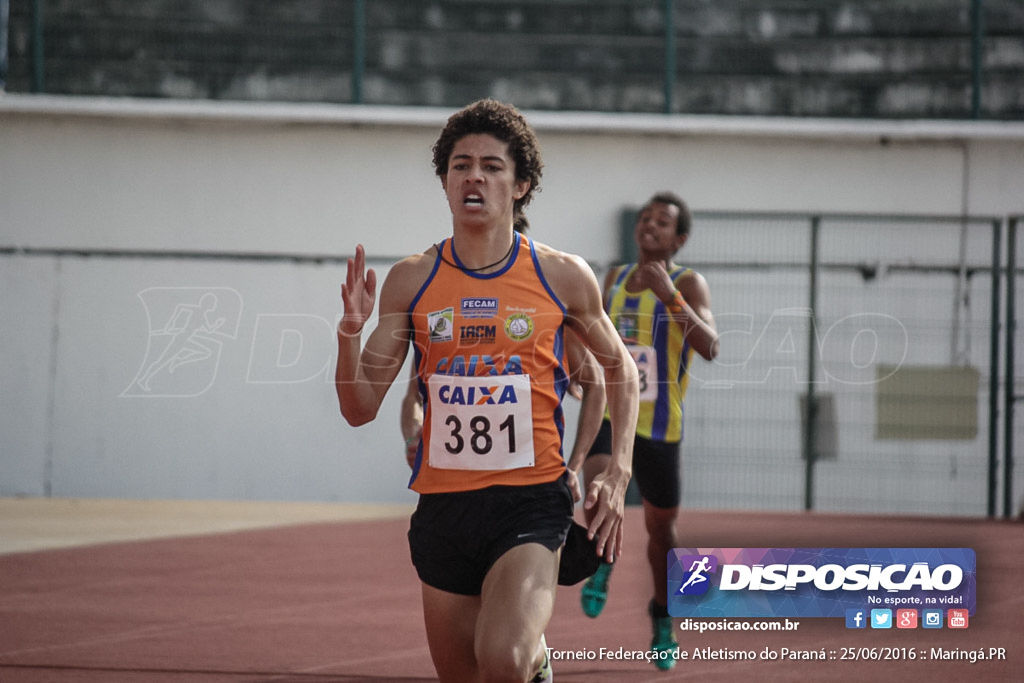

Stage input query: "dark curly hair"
[{"left": 432, "top": 99, "right": 544, "bottom": 219}]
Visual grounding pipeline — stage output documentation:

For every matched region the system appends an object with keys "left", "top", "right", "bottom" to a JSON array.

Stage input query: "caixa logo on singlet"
[{"left": 436, "top": 383, "right": 521, "bottom": 405}]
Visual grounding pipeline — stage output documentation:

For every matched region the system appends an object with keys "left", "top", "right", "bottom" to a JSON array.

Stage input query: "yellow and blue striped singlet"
[{"left": 605, "top": 264, "right": 694, "bottom": 443}]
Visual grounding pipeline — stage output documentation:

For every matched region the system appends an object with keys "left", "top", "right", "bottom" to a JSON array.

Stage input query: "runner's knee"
[{"left": 475, "top": 639, "right": 534, "bottom": 683}]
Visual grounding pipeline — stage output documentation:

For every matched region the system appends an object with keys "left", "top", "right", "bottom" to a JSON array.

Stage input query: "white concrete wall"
[{"left": 2, "top": 95, "right": 1023, "bottom": 507}]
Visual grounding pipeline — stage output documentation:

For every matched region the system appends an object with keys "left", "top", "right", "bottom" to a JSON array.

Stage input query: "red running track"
[{"left": 1, "top": 508, "right": 1021, "bottom": 682}]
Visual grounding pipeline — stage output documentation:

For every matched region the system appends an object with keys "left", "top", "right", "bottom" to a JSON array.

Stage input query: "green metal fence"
[
  {"left": 6, "top": 0, "right": 1022, "bottom": 119},
  {"left": 1006, "top": 216, "right": 1022, "bottom": 517},
  {"left": 615, "top": 210, "right": 1020, "bottom": 517}
]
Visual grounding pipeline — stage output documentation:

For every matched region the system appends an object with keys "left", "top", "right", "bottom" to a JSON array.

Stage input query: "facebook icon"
[{"left": 845, "top": 609, "right": 867, "bottom": 629}]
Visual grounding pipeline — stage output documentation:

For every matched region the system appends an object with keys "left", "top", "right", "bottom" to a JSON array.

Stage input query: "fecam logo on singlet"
[{"left": 461, "top": 298, "right": 498, "bottom": 319}]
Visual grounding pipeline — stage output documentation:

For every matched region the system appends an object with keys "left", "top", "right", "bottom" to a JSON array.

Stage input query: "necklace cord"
[{"left": 435, "top": 237, "right": 516, "bottom": 273}]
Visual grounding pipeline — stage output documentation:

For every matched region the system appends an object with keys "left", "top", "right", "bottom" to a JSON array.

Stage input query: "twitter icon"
[{"left": 870, "top": 609, "right": 893, "bottom": 629}]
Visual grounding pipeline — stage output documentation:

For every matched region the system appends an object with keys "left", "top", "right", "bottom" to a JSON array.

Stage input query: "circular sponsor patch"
[{"left": 504, "top": 313, "right": 534, "bottom": 341}]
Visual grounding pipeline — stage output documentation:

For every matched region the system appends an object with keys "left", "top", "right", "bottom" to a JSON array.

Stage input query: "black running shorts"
[
  {"left": 408, "top": 474, "right": 574, "bottom": 596},
  {"left": 586, "top": 419, "right": 682, "bottom": 509}
]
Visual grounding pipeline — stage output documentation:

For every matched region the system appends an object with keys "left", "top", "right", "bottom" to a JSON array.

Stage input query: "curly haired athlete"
[{"left": 336, "top": 99, "right": 638, "bottom": 683}]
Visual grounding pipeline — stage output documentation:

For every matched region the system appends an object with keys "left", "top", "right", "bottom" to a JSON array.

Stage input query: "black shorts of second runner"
[
  {"left": 586, "top": 419, "right": 681, "bottom": 509},
  {"left": 408, "top": 473, "right": 574, "bottom": 596}
]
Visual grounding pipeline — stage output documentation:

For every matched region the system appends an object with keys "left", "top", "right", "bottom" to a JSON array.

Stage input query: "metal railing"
[
  {"left": 10, "top": 0, "right": 1005, "bottom": 119},
  {"left": 654, "top": 210, "right": 1016, "bottom": 517},
  {"left": 1005, "top": 216, "right": 1022, "bottom": 517}
]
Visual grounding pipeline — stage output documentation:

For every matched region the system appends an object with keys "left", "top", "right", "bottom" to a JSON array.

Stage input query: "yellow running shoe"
[{"left": 530, "top": 634, "right": 552, "bottom": 682}]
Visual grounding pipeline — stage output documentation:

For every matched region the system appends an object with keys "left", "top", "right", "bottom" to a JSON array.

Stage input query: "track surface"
[{"left": 1, "top": 506, "right": 1020, "bottom": 682}]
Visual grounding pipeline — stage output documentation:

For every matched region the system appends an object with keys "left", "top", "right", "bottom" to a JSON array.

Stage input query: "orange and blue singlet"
[{"left": 408, "top": 233, "right": 569, "bottom": 494}]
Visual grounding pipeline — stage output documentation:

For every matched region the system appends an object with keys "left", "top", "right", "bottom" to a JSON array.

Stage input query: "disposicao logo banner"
[{"left": 667, "top": 548, "right": 976, "bottom": 618}]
